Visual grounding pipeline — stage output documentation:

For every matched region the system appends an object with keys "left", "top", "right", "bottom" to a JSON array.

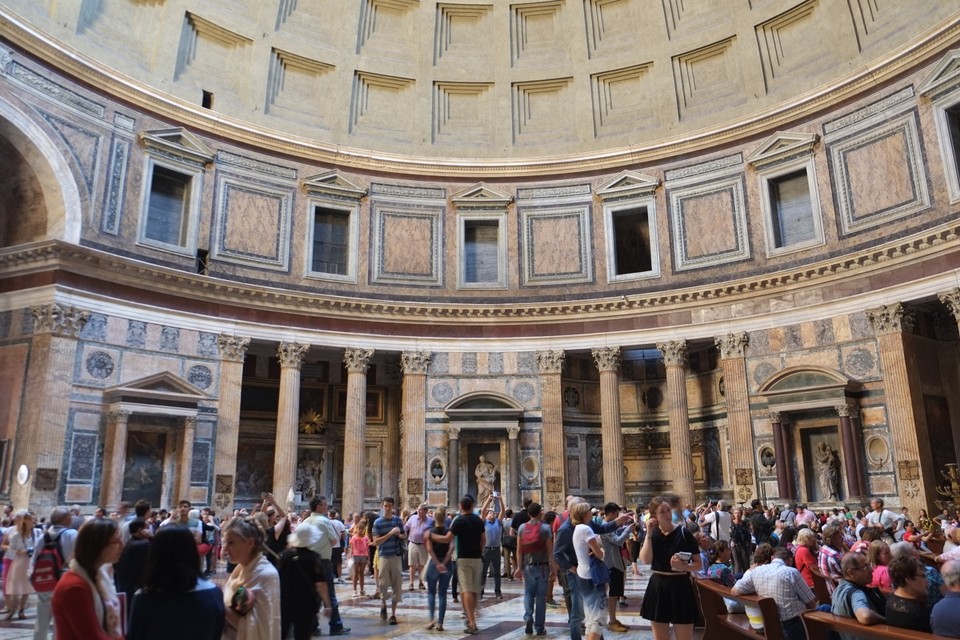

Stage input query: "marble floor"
[{"left": 0, "top": 564, "right": 705, "bottom": 639}]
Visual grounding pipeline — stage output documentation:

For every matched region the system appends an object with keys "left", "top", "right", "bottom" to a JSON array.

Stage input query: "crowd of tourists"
[{"left": 0, "top": 493, "right": 957, "bottom": 639}]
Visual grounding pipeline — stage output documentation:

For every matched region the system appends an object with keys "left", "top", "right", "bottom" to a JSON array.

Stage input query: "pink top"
[
  {"left": 350, "top": 535, "right": 370, "bottom": 557},
  {"left": 870, "top": 565, "right": 892, "bottom": 591}
]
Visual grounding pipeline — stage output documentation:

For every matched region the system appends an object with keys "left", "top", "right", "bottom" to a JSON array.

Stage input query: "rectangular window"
[
  {"left": 612, "top": 207, "right": 652, "bottom": 276},
  {"left": 947, "top": 104, "right": 960, "bottom": 179},
  {"left": 463, "top": 219, "right": 500, "bottom": 284},
  {"left": 144, "top": 166, "right": 191, "bottom": 247},
  {"left": 768, "top": 169, "right": 816, "bottom": 248},
  {"left": 311, "top": 207, "right": 350, "bottom": 275}
]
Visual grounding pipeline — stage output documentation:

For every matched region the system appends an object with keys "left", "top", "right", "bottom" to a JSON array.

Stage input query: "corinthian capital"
[
  {"left": 217, "top": 335, "right": 250, "bottom": 363},
  {"left": 938, "top": 288, "right": 960, "bottom": 321},
  {"left": 866, "top": 303, "right": 915, "bottom": 335},
  {"left": 835, "top": 402, "right": 857, "bottom": 418},
  {"left": 716, "top": 332, "right": 749, "bottom": 359},
  {"left": 536, "top": 350, "right": 565, "bottom": 374},
  {"left": 657, "top": 340, "right": 688, "bottom": 367},
  {"left": 31, "top": 304, "right": 89, "bottom": 337},
  {"left": 344, "top": 347, "right": 374, "bottom": 373},
  {"left": 401, "top": 351, "right": 431, "bottom": 375},
  {"left": 277, "top": 342, "right": 309, "bottom": 369},
  {"left": 591, "top": 347, "right": 621, "bottom": 372}
]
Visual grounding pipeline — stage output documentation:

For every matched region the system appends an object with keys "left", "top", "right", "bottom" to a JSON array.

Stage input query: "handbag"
[{"left": 589, "top": 555, "right": 610, "bottom": 586}]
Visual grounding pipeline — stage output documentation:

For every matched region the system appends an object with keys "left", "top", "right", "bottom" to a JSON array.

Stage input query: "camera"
[{"left": 492, "top": 491, "right": 499, "bottom": 498}]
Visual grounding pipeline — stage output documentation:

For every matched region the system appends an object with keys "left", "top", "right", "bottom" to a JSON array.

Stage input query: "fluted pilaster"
[
  {"left": 507, "top": 426, "right": 520, "bottom": 510},
  {"left": 11, "top": 304, "right": 88, "bottom": 510},
  {"left": 273, "top": 342, "right": 308, "bottom": 505},
  {"left": 100, "top": 410, "right": 131, "bottom": 510},
  {"left": 592, "top": 347, "right": 624, "bottom": 506},
  {"left": 343, "top": 347, "right": 374, "bottom": 515},
  {"left": 716, "top": 333, "right": 753, "bottom": 501},
  {"left": 658, "top": 340, "right": 695, "bottom": 502},
  {"left": 214, "top": 334, "right": 249, "bottom": 511},
  {"left": 867, "top": 304, "right": 933, "bottom": 513},
  {"left": 176, "top": 416, "right": 197, "bottom": 503},
  {"left": 537, "top": 350, "right": 565, "bottom": 511},
  {"left": 400, "top": 351, "right": 430, "bottom": 510}
]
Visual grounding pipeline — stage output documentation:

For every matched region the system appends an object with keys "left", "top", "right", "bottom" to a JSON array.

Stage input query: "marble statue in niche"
[
  {"left": 815, "top": 441, "right": 841, "bottom": 501},
  {"left": 475, "top": 454, "right": 497, "bottom": 504},
  {"left": 296, "top": 451, "right": 322, "bottom": 501}
]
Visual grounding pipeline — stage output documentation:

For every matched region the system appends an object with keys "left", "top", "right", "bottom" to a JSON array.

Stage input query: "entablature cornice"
[{"left": 3, "top": 221, "right": 960, "bottom": 330}]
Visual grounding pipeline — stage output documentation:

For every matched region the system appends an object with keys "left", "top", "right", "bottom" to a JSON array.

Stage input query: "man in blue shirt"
[
  {"left": 372, "top": 497, "right": 406, "bottom": 625},
  {"left": 931, "top": 559, "right": 960, "bottom": 637},
  {"left": 831, "top": 552, "right": 886, "bottom": 640},
  {"left": 480, "top": 495, "right": 505, "bottom": 601}
]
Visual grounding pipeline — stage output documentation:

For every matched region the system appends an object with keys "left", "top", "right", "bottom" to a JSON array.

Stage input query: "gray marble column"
[{"left": 401, "top": 351, "right": 430, "bottom": 510}]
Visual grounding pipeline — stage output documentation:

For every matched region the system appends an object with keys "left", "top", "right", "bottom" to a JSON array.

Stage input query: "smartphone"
[{"left": 676, "top": 551, "right": 692, "bottom": 562}]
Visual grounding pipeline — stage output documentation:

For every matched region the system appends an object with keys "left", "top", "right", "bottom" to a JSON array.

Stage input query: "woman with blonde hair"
[
  {"left": 867, "top": 540, "right": 893, "bottom": 591},
  {"left": 5, "top": 511, "right": 36, "bottom": 619},
  {"left": 222, "top": 517, "right": 280, "bottom": 640},
  {"left": 639, "top": 495, "right": 702, "bottom": 640},
  {"left": 793, "top": 528, "right": 818, "bottom": 588},
  {"left": 571, "top": 501, "right": 607, "bottom": 640}
]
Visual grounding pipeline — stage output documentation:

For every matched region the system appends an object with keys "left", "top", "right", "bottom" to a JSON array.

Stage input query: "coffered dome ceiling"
[{"left": 2, "top": 0, "right": 957, "bottom": 174}]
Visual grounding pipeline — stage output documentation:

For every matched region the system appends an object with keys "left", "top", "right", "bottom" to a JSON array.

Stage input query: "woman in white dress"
[
  {"left": 221, "top": 517, "right": 280, "bottom": 640},
  {"left": 5, "top": 511, "right": 36, "bottom": 619}
]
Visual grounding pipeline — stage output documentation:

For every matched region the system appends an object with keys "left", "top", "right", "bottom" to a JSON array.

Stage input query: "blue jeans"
[
  {"left": 318, "top": 558, "right": 344, "bottom": 631},
  {"left": 426, "top": 560, "right": 454, "bottom": 624},
  {"left": 576, "top": 575, "right": 608, "bottom": 636},
  {"left": 523, "top": 564, "right": 549, "bottom": 631},
  {"left": 566, "top": 570, "right": 584, "bottom": 640}
]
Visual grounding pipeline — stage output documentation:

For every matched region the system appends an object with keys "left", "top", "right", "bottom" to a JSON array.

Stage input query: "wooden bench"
[
  {"left": 802, "top": 610, "right": 953, "bottom": 640},
  {"left": 809, "top": 566, "right": 836, "bottom": 605},
  {"left": 695, "top": 577, "right": 786, "bottom": 640}
]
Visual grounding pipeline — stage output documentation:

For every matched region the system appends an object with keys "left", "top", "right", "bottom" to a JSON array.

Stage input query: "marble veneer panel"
[
  {"left": 212, "top": 173, "right": 293, "bottom": 270},
  {"left": 668, "top": 173, "right": 749, "bottom": 271}
]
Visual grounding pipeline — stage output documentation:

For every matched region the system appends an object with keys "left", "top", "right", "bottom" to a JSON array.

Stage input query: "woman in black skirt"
[{"left": 638, "top": 495, "right": 701, "bottom": 640}]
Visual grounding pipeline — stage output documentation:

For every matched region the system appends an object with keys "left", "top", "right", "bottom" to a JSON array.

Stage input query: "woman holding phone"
[{"left": 638, "top": 495, "right": 701, "bottom": 640}]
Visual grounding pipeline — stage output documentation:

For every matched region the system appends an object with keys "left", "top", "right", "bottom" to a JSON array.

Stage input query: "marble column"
[
  {"left": 850, "top": 409, "right": 868, "bottom": 499},
  {"left": 447, "top": 426, "right": 461, "bottom": 508},
  {"left": 10, "top": 304, "right": 88, "bottom": 511},
  {"left": 507, "top": 426, "right": 520, "bottom": 509},
  {"left": 536, "top": 350, "right": 565, "bottom": 511},
  {"left": 770, "top": 412, "right": 792, "bottom": 500},
  {"left": 836, "top": 403, "right": 862, "bottom": 501},
  {"left": 213, "top": 335, "right": 249, "bottom": 512},
  {"left": 175, "top": 416, "right": 197, "bottom": 503},
  {"left": 716, "top": 333, "right": 754, "bottom": 501},
  {"left": 100, "top": 410, "right": 131, "bottom": 510},
  {"left": 273, "top": 342, "right": 308, "bottom": 505},
  {"left": 592, "top": 347, "right": 624, "bottom": 506},
  {"left": 401, "top": 351, "right": 431, "bottom": 510},
  {"left": 342, "top": 348, "right": 374, "bottom": 516},
  {"left": 658, "top": 340, "right": 695, "bottom": 503},
  {"left": 867, "top": 304, "right": 934, "bottom": 514}
]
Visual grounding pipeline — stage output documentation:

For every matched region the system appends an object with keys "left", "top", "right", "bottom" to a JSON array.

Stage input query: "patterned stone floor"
[{"left": 0, "top": 563, "right": 706, "bottom": 639}]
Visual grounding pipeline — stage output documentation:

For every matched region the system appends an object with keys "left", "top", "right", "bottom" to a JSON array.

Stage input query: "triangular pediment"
[
  {"left": 103, "top": 371, "right": 207, "bottom": 405},
  {"left": 138, "top": 128, "right": 214, "bottom": 166},
  {"left": 747, "top": 132, "right": 819, "bottom": 167},
  {"left": 917, "top": 49, "right": 960, "bottom": 99},
  {"left": 302, "top": 170, "right": 367, "bottom": 201},
  {"left": 451, "top": 183, "right": 513, "bottom": 208},
  {"left": 596, "top": 171, "right": 660, "bottom": 201}
]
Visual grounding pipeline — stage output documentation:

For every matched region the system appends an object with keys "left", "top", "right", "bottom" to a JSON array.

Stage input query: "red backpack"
[
  {"left": 519, "top": 522, "right": 547, "bottom": 555},
  {"left": 30, "top": 530, "right": 65, "bottom": 592}
]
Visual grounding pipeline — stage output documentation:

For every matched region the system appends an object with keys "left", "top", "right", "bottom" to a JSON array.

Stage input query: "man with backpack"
[
  {"left": 30, "top": 507, "right": 76, "bottom": 640},
  {"left": 515, "top": 502, "right": 553, "bottom": 636}
]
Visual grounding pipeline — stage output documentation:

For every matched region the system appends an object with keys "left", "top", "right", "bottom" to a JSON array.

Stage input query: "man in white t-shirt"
[{"left": 702, "top": 501, "right": 732, "bottom": 542}]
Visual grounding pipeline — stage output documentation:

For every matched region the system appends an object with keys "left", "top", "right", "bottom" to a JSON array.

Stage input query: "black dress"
[
  {"left": 639, "top": 524, "right": 700, "bottom": 624},
  {"left": 885, "top": 593, "right": 931, "bottom": 632}
]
